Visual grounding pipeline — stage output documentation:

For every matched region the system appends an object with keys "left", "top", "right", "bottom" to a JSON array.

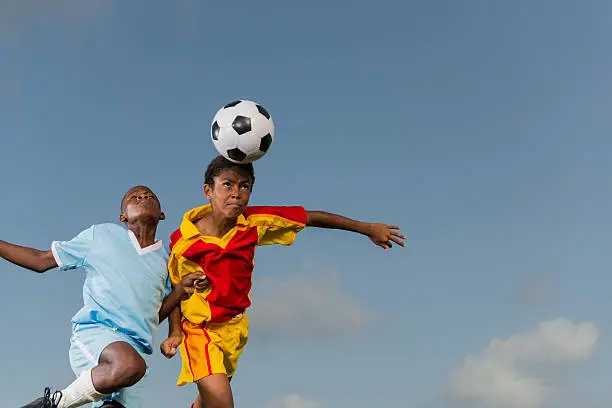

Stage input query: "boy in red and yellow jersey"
[{"left": 162, "top": 155, "right": 405, "bottom": 408}]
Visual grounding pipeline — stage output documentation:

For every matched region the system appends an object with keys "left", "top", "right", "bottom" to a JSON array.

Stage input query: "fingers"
[
  {"left": 194, "top": 278, "right": 210, "bottom": 292},
  {"left": 390, "top": 230, "right": 406, "bottom": 239},
  {"left": 186, "top": 272, "right": 206, "bottom": 282},
  {"left": 181, "top": 273, "right": 207, "bottom": 288},
  {"left": 161, "top": 344, "right": 177, "bottom": 358},
  {"left": 377, "top": 241, "right": 391, "bottom": 251},
  {"left": 161, "top": 336, "right": 182, "bottom": 358},
  {"left": 389, "top": 236, "right": 405, "bottom": 247}
]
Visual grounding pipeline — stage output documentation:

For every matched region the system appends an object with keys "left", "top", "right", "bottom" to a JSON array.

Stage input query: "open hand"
[
  {"left": 160, "top": 333, "right": 182, "bottom": 358},
  {"left": 365, "top": 223, "right": 406, "bottom": 250}
]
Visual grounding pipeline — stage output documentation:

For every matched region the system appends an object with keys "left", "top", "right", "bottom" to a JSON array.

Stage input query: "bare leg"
[
  {"left": 92, "top": 341, "right": 147, "bottom": 393},
  {"left": 195, "top": 374, "right": 233, "bottom": 408},
  {"left": 54, "top": 341, "right": 146, "bottom": 408}
]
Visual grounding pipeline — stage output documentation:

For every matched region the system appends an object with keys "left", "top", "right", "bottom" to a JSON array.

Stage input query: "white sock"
[{"left": 57, "top": 367, "right": 109, "bottom": 408}]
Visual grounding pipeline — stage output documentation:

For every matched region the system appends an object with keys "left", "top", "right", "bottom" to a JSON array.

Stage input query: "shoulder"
[
  {"left": 86, "top": 223, "right": 130, "bottom": 241},
  {"left": 169, "top": 227, "right": 183, "bottom": 250},
  {"left": 244, "top": 206, "right": 303, "bottom": 217},
  {"left": 92, "top": 223, "right": 125, "bottom": 234},
  {"left": 244, "top": 206, "right": 307, "bottom": 225}
]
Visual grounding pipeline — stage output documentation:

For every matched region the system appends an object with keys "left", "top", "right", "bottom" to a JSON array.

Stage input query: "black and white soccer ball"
[{"left": 210, "top": 99, "right": 275, "bottom": 164}]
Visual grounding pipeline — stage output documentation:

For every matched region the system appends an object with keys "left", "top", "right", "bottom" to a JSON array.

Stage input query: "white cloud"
[
  {"left": 447, "top": 318, "right": 599, "bottom": 408},
  {"left": 265, "top": 394, "right": 324, "bottom": 408},
  {"left": 248, "top": 272, "right": 372, "bottom": 338}
]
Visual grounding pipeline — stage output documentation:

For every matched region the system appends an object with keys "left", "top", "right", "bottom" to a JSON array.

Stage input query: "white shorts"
[{"left": 69, "top": 323, "right": 150, "bottom": 408}]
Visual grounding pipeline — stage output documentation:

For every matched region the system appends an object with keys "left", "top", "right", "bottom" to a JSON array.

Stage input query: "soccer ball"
[{"left": 210, "top": 99, "right": 275, "bottom": 164}]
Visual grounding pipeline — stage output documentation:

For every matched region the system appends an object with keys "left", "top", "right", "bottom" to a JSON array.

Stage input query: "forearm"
[
  {"left": 167, "top": 306, "right": 182, "bottom": 336},
  {"left": 0, "top": 240, "right": 57, "bottom": 273},
  {"left": 159, "top": 288, "right": 184, "bottom": 323},
  {"left": 306, "top": 211, "right": 370, "bottom": 235}
]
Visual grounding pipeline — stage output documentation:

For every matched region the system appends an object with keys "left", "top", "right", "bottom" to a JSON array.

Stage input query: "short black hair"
[{"left": 204, "top": 155, "right": 255, "bottom": 188}]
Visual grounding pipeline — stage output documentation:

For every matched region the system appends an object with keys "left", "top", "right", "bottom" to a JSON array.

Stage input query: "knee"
[
  {"left": 109, "top": 353, "right": 146, "bottom": 387},
  {"left": 197, "top": 375, "right": 233, "bottom": 408}
]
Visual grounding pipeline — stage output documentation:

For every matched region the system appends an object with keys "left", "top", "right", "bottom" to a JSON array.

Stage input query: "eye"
[
  {"left": 223, "top": 182, "right": 231, "bottom": 189},
  {"left": 240, "top": 185, "right": 249, "bottom": 191}
]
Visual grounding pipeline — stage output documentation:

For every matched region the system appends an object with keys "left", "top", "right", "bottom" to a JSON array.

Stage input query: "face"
[
  {"left": 119, "top": 186, "right": 165, "bottom": 224},
  {"left": 204, "top": 168, "right": 252, "bottom": 220}
]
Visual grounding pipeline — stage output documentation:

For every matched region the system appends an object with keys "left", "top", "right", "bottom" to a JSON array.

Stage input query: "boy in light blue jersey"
[{"left": 0, "top": 186, "right": 205, "bottom": 408}]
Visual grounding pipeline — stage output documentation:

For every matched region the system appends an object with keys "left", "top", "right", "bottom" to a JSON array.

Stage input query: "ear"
[
  {"left": 204, "top": 184, "right": 213, "bottom": 200},
  {"left": 119, "top": 213, "right": 127, "bottom": 223},
  {"left": 159, "top": 211, "right": 166, "bottom": 221}
]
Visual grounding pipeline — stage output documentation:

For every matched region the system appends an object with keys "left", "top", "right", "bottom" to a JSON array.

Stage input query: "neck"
[
  {"left": 205, "top": 211, "right": 238, "bottom": 238},
  {"left": 126, "top": 221, "right": 158, "bottom": 247}
]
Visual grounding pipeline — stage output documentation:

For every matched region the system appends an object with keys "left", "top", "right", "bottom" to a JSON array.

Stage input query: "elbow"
[
  {"left": 305, "top": 210, "right": 319, "bottom": 227},
  {"left": 34, "top": 251, "right": 56, "bottom": 273},
  {"left": 33, "top": 263, "right": 50, "bottom": 273}
]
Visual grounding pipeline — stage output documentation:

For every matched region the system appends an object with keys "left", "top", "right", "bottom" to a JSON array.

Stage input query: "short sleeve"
[
  {"left": 245, "top": 206, "right": 307, "bottom": 246},
  {"left": 51, "top": 225, "right": 95, "bottom": 271}
]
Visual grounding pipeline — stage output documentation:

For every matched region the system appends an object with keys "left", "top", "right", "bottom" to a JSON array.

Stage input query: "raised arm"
[
  {"left": 306, "top": 210, "right": 406, "bottom": 250},
  {"left": 0, "top": 240, "right": 58, "bottom": 273}
]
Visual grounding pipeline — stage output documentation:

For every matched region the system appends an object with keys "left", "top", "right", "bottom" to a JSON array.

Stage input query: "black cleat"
[{"left": 20, "top": 387, "right": 62, "bottom": 408}]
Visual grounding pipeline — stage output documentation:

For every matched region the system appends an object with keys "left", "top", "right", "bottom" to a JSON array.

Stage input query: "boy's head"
[
  {"left": 119, "top": 185, "right": 165, "bottom": 226},
  {"left": 204, "top": 155, "right": 255, "bottom": 220}
]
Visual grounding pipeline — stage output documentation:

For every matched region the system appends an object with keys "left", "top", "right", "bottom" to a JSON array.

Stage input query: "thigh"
[
  {"left": 177, "top": 320, "right": 227, "bottom": 385},
  {"left": 217, "top": 315, "right": 249, "bottom": 379},
  {"left": 70, "top": 324, "right": 138, "bottom": 372},
  {"left": 98, "top": 341, "right": 147, "bottom": 369},
  {"left": 69, "top": 324, "right": 148, "bottom": 408}
]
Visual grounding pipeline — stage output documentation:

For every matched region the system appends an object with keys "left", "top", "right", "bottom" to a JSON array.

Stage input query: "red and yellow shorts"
[{"left": 177, "top": 314, "right": 249, "bottom": 385}]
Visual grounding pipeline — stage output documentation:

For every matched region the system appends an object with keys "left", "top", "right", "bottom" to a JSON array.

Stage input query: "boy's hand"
[
  {"left": 194, "top": 277, "right": 210, "bottom": 293},
  {"left": 177, "top": 272, "right": 207, "bottom": 300},
  {"left": 161, "top": 333, "right": 182, "bottom": 358},
  {"left": 365, "top": 223, "right": 406, "bottom": 250}
]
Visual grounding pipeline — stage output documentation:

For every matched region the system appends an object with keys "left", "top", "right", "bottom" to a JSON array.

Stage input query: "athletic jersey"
[
  {"left": 51, "top": 223, "right": 171, "bottom": 354},
  {"left": 168, "top": 205, "right": 307, "bottom": 324}
]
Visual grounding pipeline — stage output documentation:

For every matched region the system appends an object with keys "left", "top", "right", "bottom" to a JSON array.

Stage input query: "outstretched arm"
[
  {"left": 306, "top": 211, "right": 406, "bottom": 250},
  {"left": 0, "top": 240, "right": 58, "bottom": 273}
]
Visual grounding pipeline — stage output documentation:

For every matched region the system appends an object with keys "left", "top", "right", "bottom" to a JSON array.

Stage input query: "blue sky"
[{"left": 1, "top": 1, "right": 612, "bottom": 407}]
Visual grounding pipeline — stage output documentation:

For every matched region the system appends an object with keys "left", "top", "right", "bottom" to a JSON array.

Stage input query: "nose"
[
  {"left": 230, "top": 186, "right": 241, "bottom": 198},
  {"left": 136, "top": 193, "right": 152, "bottom": 201}
]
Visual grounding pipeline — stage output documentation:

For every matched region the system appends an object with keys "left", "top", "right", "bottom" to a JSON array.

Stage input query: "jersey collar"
[
  {"left": 180, "top": 204, "right": 248, "bottom": 240},
  {"left": 127, "top": 229, "right": 163, "bottom": 255}
]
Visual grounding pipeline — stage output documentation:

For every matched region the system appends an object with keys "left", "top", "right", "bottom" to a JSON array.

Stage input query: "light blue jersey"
[{"left": 51, "top": 223, "right": 171, "bottom": 354}]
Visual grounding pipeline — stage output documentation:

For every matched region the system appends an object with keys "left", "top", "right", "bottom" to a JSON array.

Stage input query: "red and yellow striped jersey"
[{"left": 168, "top": 204, "right": 307, "bottom": 324}]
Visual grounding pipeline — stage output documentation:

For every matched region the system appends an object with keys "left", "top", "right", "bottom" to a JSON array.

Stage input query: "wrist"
[
  {"left": 358, "top": 221, "right": 372, "bottom": 236},
  {"left": 174, "top": 283, "right": 186, "bottom": 296}
]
